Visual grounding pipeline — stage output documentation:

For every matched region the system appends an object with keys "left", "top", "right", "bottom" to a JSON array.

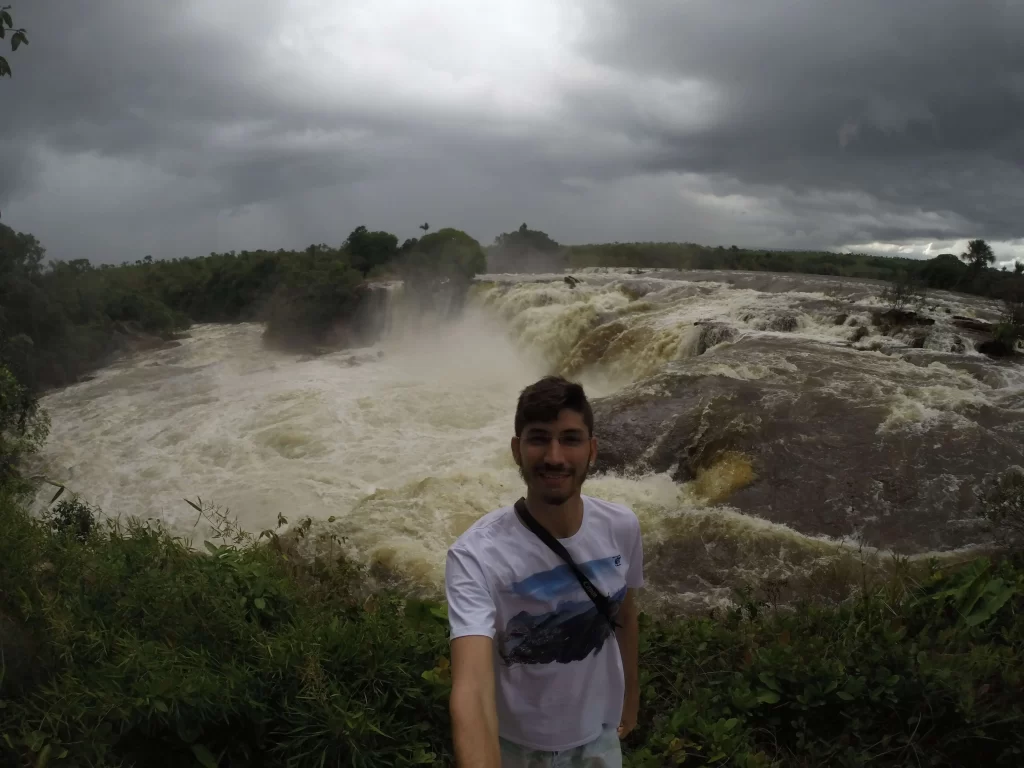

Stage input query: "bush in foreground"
[
  {"left": 630, "top": 555, "right": 1023, "bottom": 766},
  {"left": 0, "top": 497, "right": 452, "bottom": 767},
  {"left": 1, "top": 495, "right": 1022, "bottom": 767}
]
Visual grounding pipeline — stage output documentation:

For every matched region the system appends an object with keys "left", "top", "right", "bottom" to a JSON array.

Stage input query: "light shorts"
[{"left": 499, "top": 725, "right": 622, "bottom": 768}]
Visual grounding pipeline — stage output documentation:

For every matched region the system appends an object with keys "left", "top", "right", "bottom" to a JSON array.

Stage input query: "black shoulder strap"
[{"left": 514, "top": 497, "right": 620, "bottom": 630}]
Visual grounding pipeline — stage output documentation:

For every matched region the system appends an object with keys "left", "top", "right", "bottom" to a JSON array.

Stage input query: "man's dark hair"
[{"left": 514, "top": 376, "right": 594, "bottom": 437}]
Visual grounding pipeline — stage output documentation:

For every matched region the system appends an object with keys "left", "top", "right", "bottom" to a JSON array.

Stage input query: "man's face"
[{"left": 512, "top": 408, "right": 597, "bottom": 506}]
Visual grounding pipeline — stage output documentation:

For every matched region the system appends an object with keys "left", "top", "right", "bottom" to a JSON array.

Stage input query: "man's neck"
[{"left": 524, "top": 491, "right": 585, "bottom": 539}]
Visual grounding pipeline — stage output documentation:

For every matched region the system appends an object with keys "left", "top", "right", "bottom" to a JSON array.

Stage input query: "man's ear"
[{"left": 511, "top": 436, "right": 522, "bottom": 467}]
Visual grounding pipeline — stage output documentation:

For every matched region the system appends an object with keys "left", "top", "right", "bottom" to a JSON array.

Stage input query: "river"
[{"left": 33, "top": 268, "right": 1024, "bottom": 610}]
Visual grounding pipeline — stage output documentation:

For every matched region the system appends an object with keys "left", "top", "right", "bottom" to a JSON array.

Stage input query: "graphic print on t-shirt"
[{"left": 496, "top": 555, "right": 626, "bottom": 667}]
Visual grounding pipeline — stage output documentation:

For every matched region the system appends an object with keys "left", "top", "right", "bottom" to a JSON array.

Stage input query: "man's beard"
[{"left": 519, "top": 460, "right": 592, "bottom": 506}]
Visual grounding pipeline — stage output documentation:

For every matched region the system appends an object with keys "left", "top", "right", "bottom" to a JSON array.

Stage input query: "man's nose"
[{"left": 544, "top": 439, "right": 566, "bottom": 465}]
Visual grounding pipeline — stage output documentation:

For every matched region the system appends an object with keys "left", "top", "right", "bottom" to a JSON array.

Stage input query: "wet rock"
[
  {"left": 111, "top": 322, "right": 183, "bottom": 355},
  {"left": 767, "top": 314, "right": 799, "bottom": 332},
  {"left": 977, "top": 338, "right": 1017, "bottom": 358},
  {"left": 870, "top": 309, "right": 935, "bottom": 329},
  {"left": 833, "top": 313, "right": 848, "bottom": 325},
  {"left": 850, "top": 327, "right": 869, "bottom": 343},
  {"left": 691, "top": 322, "right": 736, "bottom": 356},
  {"left": 952, "top": 336, "right": 966, "bottom": 354},
  {"left": 592, "top": 336, "right": 1024, "bottom": 553},
  {"left": 953, "top": 316, "right": 993, "bottom": 333},
  {"left": 910, "top": 334, "right": 928, "bottom": 349},
  {"left": 564, "top": 275, "right": 581, "bottom": 288}
]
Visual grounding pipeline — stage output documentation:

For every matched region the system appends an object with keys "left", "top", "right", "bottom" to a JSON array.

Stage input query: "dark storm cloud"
[
  {"left": 1, "top": 2, "right": 375, "bottom": 208},
  {"left": 2, "top": 0, "right": 1022, "bottom": 263},
  {"left": 577, "top": 0, "right": 1024, "bottom": 242}
]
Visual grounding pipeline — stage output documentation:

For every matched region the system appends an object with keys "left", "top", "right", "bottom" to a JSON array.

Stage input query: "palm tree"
[
  {"left": 960, "top": 239, "right": 996, "bottom": 271},
  {"left": 419, "top": 223, "right": 430, "bottom": 233}
]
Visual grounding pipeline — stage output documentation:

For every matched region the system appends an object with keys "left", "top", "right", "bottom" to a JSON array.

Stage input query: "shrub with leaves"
[
  {"left": 0, "top": 364, "right": 50, "bottom": 488},
  {"left": 0, "top": 4, "right": 28, "bottom": 79},
  {"left": 46, "top": 497, "right": 97, "bottom": 542},
  {"left": 0, "top": 497, "right": 453, "bottom": 767},
  {"left": 879, "top": 270, "right": 927, "bottom": 313},
  {"left": 1, "top": 492, "right": 1022, "bottom": 767},
  {"left": 626, "top": 556, "right": 1023, "bottom": 767}
]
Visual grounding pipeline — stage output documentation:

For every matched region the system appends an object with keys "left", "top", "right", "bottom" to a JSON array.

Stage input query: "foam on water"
[{"left": 32, "top": 271, "right": 1020, "bottom": 608}]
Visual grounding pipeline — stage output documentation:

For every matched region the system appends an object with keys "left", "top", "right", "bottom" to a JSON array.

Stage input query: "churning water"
[{"left": 33, "top": 269, "right": 1023, "bottom": 610}]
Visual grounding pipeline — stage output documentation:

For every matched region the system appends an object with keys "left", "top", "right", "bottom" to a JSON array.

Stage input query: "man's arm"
[
  {"left": 450, "top": 635, "right": 500, "bottom": 767},
  {"left": 616, "top": 588, "right": 640, "bottom": 739}
]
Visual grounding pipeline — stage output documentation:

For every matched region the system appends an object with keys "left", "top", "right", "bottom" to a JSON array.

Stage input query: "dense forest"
[{"left": 0, "top": 222, "right": 486, "bottom": 391}]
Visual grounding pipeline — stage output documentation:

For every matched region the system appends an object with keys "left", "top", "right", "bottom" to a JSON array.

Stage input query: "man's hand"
[
  {"left": 618, "top": 692, "right": 639, "bottom": 739},
  {"left": 450, "top": 635, "right": 501, "bottom": 767},
  {"left": 615, "top": 588, "right": 640, "bottom": 740}
]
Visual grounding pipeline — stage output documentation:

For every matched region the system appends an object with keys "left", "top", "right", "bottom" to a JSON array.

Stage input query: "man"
[{"left": 445, "top": 376, "right": 644, "bottom": 767}]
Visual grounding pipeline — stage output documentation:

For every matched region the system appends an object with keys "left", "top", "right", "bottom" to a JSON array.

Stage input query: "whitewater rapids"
[{"left": 32, "top": 269, "right": 1021, "bottom": 610}]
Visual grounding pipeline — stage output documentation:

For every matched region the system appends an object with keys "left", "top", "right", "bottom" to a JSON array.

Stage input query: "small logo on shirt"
[{"left": 614, "top": 555, "right": 622, "bottom": 566}]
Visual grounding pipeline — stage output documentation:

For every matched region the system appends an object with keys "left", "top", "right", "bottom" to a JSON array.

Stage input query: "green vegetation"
[
  {"left": 260, "top": 245, "right": 366, "bottom": 351},
  {"left": 630, "top": 554, "right": 1023, "bottom": 767},
  {"left": 879, "top": 270, "right": 928, "bottom": 313},
  {"left": 988, "top": 286, "right": 1024, "bottom": 357},
  {"left": 566, "top": 239, "right": 1022, "bottom": 304},
  {"left": 1, "top": 490, "right": 1021, "bottom": 767},
  {"left": 493, "top": 223, "right": 561, "bottom": 254},
  {"left": 0, "top": 365, "right": 48, "bottom": 489},
  {"left": 487, "top": 223, "right": 567, "bottom": 273},
  {"left": 960, "top": 239, "right": 996, "bottom": 273},
  {"left": 0, "top": 222, "right": 487, "bottom": 391},
  {"left": 0, "top": 496, "right": 454, "bottom": 767},
  {"left": 399, "top": 228, "right": 487, "bottom": 292},
  {"left": 0, "top": 4, "right": 28, "bottom": 79}
]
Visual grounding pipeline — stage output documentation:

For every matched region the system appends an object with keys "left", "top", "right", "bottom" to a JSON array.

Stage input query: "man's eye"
[{"left": 562, "top": 436, "right": 582, "bottom": 445}]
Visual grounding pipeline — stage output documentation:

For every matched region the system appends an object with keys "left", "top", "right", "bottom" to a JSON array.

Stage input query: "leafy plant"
[
  {"left": 2, "top": 486, "right": 1022, "bottom": 768},
  {"left": 0, "top": 5, "right": 28, "bottom": 79},
  {"left": 47, "top": 497, "right": 97, "bottom": 542},
  {"left": 879, "top": 270, "right": 927, "bottom": 313},
  {"left": 0, "top": 495, "right": 455, "bottom": 767}
]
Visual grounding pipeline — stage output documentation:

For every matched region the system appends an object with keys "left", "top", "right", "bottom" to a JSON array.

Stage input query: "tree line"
[
  {"left": 565, "top": 237, "right": 1022, "bottom": 296},
  {"left": 485, "top": 226, "right": 1023, "bottom": 309}
]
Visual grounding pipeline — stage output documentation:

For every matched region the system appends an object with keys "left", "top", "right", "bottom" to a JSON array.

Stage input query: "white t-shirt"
[{"left": 445, "top": 494, "right": 644, "bottom": 752}]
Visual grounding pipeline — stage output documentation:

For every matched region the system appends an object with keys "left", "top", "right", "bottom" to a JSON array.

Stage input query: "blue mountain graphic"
[{"left": 508, "top": 556, "right": 621, "bottom": 602}]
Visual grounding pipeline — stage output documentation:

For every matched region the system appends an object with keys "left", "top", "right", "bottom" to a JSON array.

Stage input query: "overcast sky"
[{"left": 2, "top": 0, "right": 1023, "bottom": 266}]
